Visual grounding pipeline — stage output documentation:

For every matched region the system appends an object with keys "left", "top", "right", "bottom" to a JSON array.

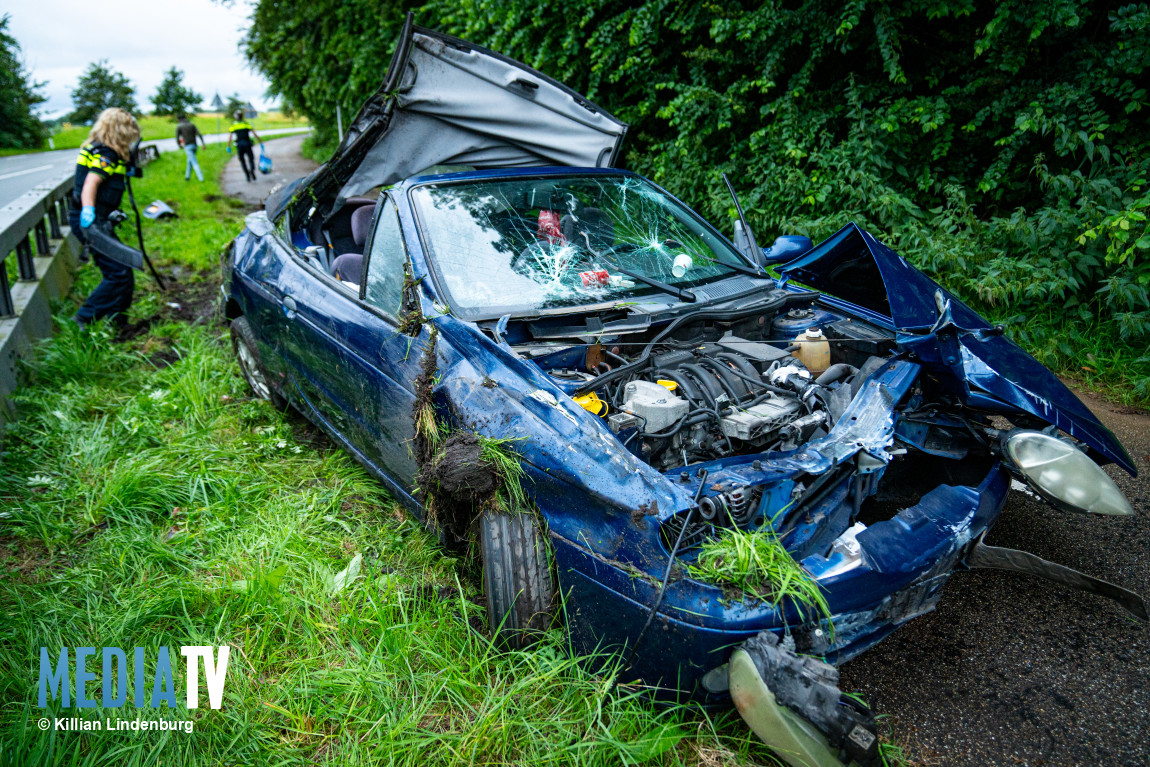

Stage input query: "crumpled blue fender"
[{"left": 778, "top": 223, "right": 1135, "bottom": 475}]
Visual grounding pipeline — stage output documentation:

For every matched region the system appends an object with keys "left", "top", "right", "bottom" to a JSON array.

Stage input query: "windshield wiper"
[{"left": 610, "top": 264, "right": 697, "bottom": 303}]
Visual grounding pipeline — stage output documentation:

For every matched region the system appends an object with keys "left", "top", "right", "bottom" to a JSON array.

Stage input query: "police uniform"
[
  {"left": 70, "top": 142, "right": 134, "bottom": 326},
  {"left": 230, "top": 120, "right": 257, "bottom": 181}
]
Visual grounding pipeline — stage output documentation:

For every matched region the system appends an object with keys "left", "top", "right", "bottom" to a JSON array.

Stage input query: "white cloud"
[{"left": 5, "top": 0, "right": 274, "bottom": 118}]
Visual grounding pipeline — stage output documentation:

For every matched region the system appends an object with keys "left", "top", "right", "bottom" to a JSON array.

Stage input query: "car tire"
[
  {"left": 231, "top": 316, "right": 287, "bottom": 409},
  {"left": 480, "top": 509, "right": 556, "bottom": 649}
]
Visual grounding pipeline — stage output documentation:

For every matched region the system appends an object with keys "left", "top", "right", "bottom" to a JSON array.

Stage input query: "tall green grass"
[{"left": 0, "top": 136, "right": 787, "bottom": 766}]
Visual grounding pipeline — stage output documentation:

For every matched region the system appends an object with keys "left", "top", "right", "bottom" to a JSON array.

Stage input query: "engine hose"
[
  {"left": 640, "top": 411, "right": 713, "bottom": 439},
  {"left": 678, "top": 363, "right": 722, "bottom": 404},
  {"left": 702, "top": 357, "right": 795, "bottom": 398},
  {"left": 714, "top": 352, "right": 761, "bottom": 387},
  {"left": 697, "top": 356, "right": 750, "bottom": 402},
  {"left": 815, "top": 363, "right": 858, "bottom": 386},
  {"left": 572, "top": 292, "right": 820, "bottom": 396},
  {"left": 654, "top": 370, "right": 702, "bottom": 405}
]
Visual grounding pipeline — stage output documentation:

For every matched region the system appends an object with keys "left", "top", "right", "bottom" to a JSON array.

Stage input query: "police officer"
[
  {"left": 226, "top": 109, "right": 263, "bottom": 182},
  {"left": 70, "top": 107, "right": 141, "bottom": 328}
]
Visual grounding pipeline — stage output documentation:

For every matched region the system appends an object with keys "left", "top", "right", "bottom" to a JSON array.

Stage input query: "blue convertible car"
[{"left": 221, "top": 19, "right": 1144, "bottom": 766}]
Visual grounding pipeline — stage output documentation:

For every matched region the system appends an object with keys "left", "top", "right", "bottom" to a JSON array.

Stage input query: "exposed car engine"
[{"left": 516, "top": 297, "right": 897, "bottom": 473}]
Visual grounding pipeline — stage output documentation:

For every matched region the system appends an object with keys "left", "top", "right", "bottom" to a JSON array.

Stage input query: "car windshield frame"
[{"left": 407, "top": 171, "right": 759, "bottom": 321}]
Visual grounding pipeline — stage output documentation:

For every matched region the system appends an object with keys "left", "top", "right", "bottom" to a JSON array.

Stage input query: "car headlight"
[{"left": 1005, "top": 431, "right": 1133, "bottom": 516}]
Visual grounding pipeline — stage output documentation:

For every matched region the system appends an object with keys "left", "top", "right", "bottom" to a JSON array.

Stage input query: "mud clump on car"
[{"left": 423, "top": 433, "right": 501, "bottom": 502}]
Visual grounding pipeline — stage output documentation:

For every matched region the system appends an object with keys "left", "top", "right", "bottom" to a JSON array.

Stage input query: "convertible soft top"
[{"left": 269, "top": 15, "right": 628, "bottom": 221}]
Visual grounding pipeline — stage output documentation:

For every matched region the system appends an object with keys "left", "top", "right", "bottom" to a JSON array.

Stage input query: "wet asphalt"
[{"left": 840, "top": 389, "right": 1150, "bottom": 766}]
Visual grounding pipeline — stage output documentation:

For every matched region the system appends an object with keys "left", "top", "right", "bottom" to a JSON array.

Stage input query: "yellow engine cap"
[
  {"left": 656, "top": 379, "right": 678, "bottom": 391},
  {"left": 573, "top": 393, "right": 607, "bottom": 415}
]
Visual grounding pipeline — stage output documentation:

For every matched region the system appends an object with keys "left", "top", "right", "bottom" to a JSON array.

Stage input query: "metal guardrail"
[{"left": 0, "top": 176, "right": 74, "bottom": 318}]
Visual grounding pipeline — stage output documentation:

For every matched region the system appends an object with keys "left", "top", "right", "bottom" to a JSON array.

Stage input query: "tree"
[
  {"left": 151, "top": 66, "right": 202, "bottom": 117},
  {"left": 0, "top": 14, "right": 46, "bottom": 149},
  {"left": 69, "top": 60, "right": 137, "bottom": 124},
  {"left": 224, "top": 93, "right": 245, "bottom": 118}
]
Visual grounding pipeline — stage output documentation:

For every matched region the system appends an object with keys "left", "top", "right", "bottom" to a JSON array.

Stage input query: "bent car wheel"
[
  {"left": 231, "top": 317, "right": 286, "bottom": 409},
  {"left": 480, "top": 510, "right": 555, "bottom": 649}
]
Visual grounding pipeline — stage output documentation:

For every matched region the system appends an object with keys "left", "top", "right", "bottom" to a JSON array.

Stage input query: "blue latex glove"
[
  {"left": 225, "top": 145, "right": 232, "bottom": 154},
  {"left": 80, "top": 206, "right": 95, "bottom": 228}
]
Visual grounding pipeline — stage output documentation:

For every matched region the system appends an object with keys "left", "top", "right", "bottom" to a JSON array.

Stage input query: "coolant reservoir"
[{"left": 792, "top": 328, "right": 830, "bottom": 374}]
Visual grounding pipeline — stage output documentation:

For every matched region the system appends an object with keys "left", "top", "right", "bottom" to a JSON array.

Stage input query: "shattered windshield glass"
[{"left": 410, "top": 174, "right": 749, "bottom": 316}]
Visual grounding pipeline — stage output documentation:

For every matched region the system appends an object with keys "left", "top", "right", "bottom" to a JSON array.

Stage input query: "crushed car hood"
[
  {"left": 778, "top": 223, "right": 1136, "bottom": 475},
  {"left": 272, "top": 15, "right": 628, "bottom": 221}
]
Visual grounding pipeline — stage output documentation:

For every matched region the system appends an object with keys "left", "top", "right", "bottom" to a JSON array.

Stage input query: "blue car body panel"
[
  {"left": 222, "top": 167, "right": 1126, "bottom": 700},
  {"left": 778, "top": 223, "right": 1135, "bottom": 475}
]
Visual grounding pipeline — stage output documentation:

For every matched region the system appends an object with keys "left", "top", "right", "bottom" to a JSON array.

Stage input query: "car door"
[{"left": 247, "top": 198, "right": 418, "bottom": 505}]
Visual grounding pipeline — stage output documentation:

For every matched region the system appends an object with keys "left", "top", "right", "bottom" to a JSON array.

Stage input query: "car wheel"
[
  {"left": 231, "top": 316, "right": 286, "bottom": 409},
  {"left": 480, "top": 509, "right": 556, "bottom": 649}
]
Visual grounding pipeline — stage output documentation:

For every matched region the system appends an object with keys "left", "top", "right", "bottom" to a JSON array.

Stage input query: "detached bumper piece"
[
  {"left": 729, "top": 632, "right": 879, "bottom": 767},
  {"left": 965, "top": 534, "right": 1147, "bottom": 622}
]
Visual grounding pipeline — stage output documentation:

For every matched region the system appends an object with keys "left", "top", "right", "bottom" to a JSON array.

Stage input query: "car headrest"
[
  {"left": 331, "top": 252, "right": 364, "bottom": 284},
  {"left": 351, "top": 204, "right": 376, "bottom": 248}
]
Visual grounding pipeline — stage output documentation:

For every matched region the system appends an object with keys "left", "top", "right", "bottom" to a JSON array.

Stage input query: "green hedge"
[{"left": 246, "top": 0, "right": 1150, "bottom": 400}]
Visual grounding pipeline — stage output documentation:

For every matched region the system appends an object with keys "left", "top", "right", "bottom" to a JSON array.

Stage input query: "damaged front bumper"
[{"left": 554, "top": 462, "right": 1011, "bottom": 700}]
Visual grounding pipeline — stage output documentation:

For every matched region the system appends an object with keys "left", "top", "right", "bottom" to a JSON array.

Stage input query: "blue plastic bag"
[{"left": 258, "top": 146, "right": 272, "bottom": 174}]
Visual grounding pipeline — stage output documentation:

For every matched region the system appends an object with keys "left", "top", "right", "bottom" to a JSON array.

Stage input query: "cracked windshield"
[{"left": 411, "top": 174, "right": 749, "bottom": 316}]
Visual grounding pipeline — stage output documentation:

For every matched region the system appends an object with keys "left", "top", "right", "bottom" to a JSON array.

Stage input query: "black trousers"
[
  {"left": 70, "top": 208, "right": 135, "bottom": 325},
  {"left": 238, "top": 144, "right": 256, "bottom": 181}
]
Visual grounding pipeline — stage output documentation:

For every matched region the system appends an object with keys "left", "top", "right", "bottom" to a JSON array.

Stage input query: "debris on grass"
[{"left": 688, "top": 527, "right": 831, "bottom": 624}]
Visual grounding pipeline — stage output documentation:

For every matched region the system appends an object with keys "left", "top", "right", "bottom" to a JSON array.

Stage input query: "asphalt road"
[
  {"left": 0, "top": 128, "right": 310, "bottom": 208},
  {"left": 840, "top": 389, "right": 1149, "bottom": 766},
  {"left": 220, "top": 133, "right": 318, "bottom": 208}
]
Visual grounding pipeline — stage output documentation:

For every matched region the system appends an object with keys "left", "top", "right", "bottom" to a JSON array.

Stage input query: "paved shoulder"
[{"left": 220, "top": 134, "right": 319, "bottom": 208}]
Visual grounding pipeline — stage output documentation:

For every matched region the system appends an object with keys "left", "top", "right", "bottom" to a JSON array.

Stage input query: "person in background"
[
  {"left": 226, "top": 109, "right": 262, "bottom": 182},
  {"left": 70, "top": 107, "right": 141, "bottom": 328},
  {"left": 176, "top": 113, "right": 206, "bottom": 181}
]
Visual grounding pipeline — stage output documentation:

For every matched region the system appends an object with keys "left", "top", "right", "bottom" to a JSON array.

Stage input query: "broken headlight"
[{"left": 1005, "top": 430, "right": 1133, "bottom": 516}]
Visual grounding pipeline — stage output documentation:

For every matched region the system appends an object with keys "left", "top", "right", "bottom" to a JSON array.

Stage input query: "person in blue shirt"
[{"left": 70, "top": 107, "right": 141, "bottom": 328}]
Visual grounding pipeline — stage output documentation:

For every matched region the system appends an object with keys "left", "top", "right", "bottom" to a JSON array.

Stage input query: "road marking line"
[{"left": 0, "top": 164, "right": 55, "bottom": 181}]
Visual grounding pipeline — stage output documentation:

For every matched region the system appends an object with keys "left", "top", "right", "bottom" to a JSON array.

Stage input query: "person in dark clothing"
[
  {"left": 176, "top": 114, "right": 206, "bottom": 181},
  {"left": 70, "top": 107, "right": 141, "bottom": 328},
  {"left": 226, "top": 109, "right": 262, "bottom": 182}
]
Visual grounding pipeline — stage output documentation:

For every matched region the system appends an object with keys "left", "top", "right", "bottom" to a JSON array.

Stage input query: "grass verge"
[{"left": 0, "top": 144, "right": 792, "bottom": 765}]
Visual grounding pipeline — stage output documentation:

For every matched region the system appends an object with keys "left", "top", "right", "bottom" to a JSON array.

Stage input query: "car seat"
[{"left": 330, "top": 203, "right": 375, "bottom": 286}]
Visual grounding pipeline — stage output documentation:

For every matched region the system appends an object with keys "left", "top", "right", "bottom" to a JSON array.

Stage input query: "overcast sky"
[{"left": 6, "top": 0, "right": 273, "bottom": 119}]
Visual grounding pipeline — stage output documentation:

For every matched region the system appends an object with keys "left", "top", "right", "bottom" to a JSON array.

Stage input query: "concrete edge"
[{"left": 0, "top": 230, "right": 81, "bottom": 435}]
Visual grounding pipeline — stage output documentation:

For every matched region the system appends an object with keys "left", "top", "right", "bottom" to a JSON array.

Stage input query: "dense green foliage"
[
  {"left": 0, "top": 14, "right": 46, "bottom": 149},
  {"left": 247, "top": 0, "right": 1150, "bottom": 401},
  {"left": 69, "top": 60, "right": 138, "bottom": 123},
  {"left": 151, "top": 66, "right": 203, "bottom": 117}
]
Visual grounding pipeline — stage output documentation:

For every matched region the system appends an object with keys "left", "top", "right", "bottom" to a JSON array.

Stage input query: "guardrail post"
[
  {"left": 16, "top": 235, "right": 36, "bottom": 281},
  {"left": 0, "top": 265, "right": 13, "bottom": 318},
  {"left": 48, "top": 206, "right": 61, "bottom": 238},
  {"left": 34, "top": 218, "right": 50, "bottom": 256}
]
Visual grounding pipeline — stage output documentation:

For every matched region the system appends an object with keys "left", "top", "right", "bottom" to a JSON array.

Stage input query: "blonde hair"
[{"left": 87, "top": 108, "right": 141, "bottom": 160}]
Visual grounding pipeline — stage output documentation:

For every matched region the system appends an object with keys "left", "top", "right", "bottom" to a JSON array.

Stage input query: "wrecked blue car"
[{"left": 220, "top": 19, "right": 1144, "bottom": 767}]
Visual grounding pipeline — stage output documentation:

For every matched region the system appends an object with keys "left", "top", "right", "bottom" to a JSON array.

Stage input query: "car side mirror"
[{"left": 761, "top": 235, "right": 813, "bottom": 265}]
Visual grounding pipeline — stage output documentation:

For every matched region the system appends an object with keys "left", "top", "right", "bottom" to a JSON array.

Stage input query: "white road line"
[{"left": 0, "top": 164, "right": 55, "bottom": 181}]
